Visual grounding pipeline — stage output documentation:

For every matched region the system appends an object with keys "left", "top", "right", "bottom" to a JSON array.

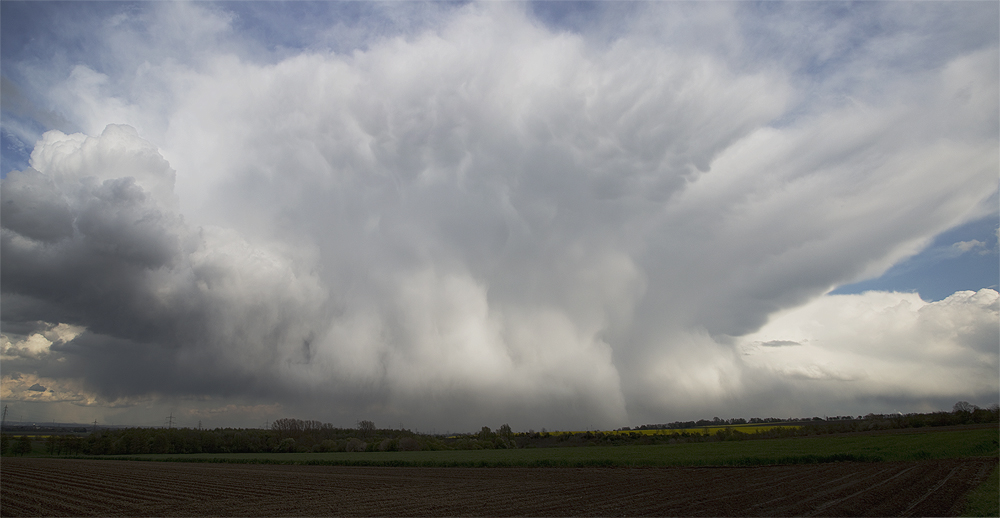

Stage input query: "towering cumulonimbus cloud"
[{"left": 1, "top": 2, "right": 997, "bottom": 429}]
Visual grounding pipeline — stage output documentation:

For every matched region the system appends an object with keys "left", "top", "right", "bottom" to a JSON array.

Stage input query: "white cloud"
[
  {"left": 1, "top": 2, "right": 997, "bottom": 428},
  {"left": 2, "top": 333, "right": 53, "bottom": 359},
  {"left": 739, "top": 289, "right": 999, "bottom": 410},
  {"left": 0, "top": 372, "right": 99, "bottom": 405},
  {"left": 954, "top": 239, "right": 987, "bottom": 255},
  {"left": 1, "top": 322, "right": 85, "bottom": 361}
]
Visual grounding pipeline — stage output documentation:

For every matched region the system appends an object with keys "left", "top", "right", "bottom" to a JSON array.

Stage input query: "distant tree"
[
  {"left": 357, "top": 420, "right": 375, "bottom": 439},
  {"left": 479, "top": 426, "right": 493, "bottom": 442},
  {"left": 953, "top": 401, "right": 976, "bottom": 413},
  {"left": 498, "top": 424, "right": 513, "bottom": 441},
  {"left": 398, "top": 437, "right": 420, "bottom": 451},
  {"left": 15, "top": 435, "right": 31, "bottom": 456},
  {"left": 271, "top": 418, "right": 303, "bottom": 439},
  {"left": 278, "top": 438, "right": 296, "bottom": 453}
]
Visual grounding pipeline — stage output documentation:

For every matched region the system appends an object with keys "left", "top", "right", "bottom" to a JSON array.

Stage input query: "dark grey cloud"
[
  {"left": 0, "top": 168, "right": 74, "bottom": 242},
  {"left": 1, "top": 125, "right": 325, "bottom": 412}
]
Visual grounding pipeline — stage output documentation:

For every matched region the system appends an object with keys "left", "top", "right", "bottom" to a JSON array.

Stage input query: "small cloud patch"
[
  {"left": 760, "top": 340, "right": 801, "bottom": 347},
  {"left": 28, "top": 383, "right": 47, "bottom": 392},
  {"left": 953, "top": 240, "right": 988, "bottom": 255}
]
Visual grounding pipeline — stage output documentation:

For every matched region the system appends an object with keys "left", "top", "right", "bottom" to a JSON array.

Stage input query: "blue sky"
[
  {"left": 833, "top": 213, "right": 998, "bottom": 301},
  {"left": 1, "top": 1, "right": 997, "bottom": 430}
]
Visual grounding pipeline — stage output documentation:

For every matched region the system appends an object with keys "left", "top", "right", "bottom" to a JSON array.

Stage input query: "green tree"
[
  {"left": 278, "top": 437, "right": 296, "bottom": 453},
  {"left": 16, "top": 435, "right": 32, "bottom": 456}
]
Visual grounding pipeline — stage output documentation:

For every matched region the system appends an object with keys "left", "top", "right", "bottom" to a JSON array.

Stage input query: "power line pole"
[
  {"left": 166, "top": 412, "right": 175, "bottom": 429},
  {"left": 92, "top": 419, "right": 98, "bottom": 433},
  {"left": 1, "top": 404, "right": 8, "bottom": 429}
]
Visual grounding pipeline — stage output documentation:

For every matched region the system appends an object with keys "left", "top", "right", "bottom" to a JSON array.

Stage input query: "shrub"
[{"left": 398, "top": 437, "right": 421, "bottom": 451}]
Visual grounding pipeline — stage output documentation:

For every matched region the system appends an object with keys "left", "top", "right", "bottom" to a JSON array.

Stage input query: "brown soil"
[{"left": 1, "top": 457, "right": 995, "bottom": 516}]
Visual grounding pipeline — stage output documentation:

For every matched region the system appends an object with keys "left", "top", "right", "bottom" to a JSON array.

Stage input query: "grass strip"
[{"left": 961, "top": 462, "right": 999, "bottom": 517}]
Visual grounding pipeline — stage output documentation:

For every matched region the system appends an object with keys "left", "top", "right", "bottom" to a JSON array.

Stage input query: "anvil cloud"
[{"left": 1, "top": 2, "right": 997, "bottom": 430}]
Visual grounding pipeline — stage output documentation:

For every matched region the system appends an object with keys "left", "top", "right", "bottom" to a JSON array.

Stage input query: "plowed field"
[{"left": 1, "top": 457, "right": 995, "bottom": 516}]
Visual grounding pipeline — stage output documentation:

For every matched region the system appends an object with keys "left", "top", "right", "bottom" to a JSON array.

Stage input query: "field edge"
[{"left": 961, "top": 461, "right": 1000, "bottom": 517}]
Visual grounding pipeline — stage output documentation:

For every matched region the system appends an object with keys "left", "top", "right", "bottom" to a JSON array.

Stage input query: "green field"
[{"left": 84, "top": 427, "right": 998, "bottom": 468}]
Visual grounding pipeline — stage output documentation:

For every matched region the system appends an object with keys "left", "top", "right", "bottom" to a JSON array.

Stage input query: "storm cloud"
[{"left": 1, "top": 2, "right": 997, "bottom": 430}]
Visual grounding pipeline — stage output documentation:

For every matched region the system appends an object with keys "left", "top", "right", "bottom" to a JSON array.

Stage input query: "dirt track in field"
[{"left": 1, "top": 457, "right": 995, "bottom": 516}]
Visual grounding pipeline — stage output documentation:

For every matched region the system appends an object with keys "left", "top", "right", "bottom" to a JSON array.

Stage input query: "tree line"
[
  {"left": 0, "top": 419, "right": 448, "bottom": 456},
  {"left": 1, "top": 402, "right": 996, "bottom": 456},
  {"left": 626, "top": 402, "right": 999, "bottom": 432}
]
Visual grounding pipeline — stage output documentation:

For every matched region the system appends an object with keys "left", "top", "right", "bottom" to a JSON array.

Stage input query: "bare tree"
[
  {"left": 953, "top": 401, "right": 976, "bottom": 413},
  {"left": 357, "top": 420, "right": 375, "bottom": 439},
  {"left": 271, "top": 418, "right": 303, "bottom": 439}
]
